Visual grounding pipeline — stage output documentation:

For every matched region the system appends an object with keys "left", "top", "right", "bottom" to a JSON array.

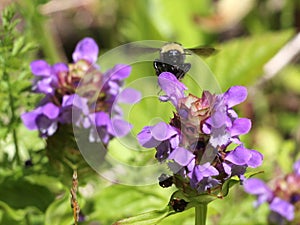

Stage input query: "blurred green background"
[{"left": 0, "top": 0, "right": 300, "bottom": 224}]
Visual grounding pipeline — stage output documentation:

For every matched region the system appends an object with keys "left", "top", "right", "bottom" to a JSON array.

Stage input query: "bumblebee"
[{"left": 153, "top": 42, "right": 216, "bottom": 80}]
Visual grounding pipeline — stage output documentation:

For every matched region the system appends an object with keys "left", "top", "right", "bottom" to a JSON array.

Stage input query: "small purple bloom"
[
  {"left": 244, "top": 160, "right": 300, "bottom": 223},
  {"left": 21, "top": 102, "right": 60, "bottom": 137},
  {"left": 158, "top": 72, "right": 187, "bottom": 107},
  {"left": 72, "top": 37, "right": 99, "bottom": 64},
  {"left": 137, "top": 122, "right": 179, "bottom": 148}
]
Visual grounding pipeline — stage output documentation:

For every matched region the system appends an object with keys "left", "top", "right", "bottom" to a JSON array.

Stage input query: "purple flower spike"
[
  {"left": 244, "top": 159, "right": 300, "bottom": 223},
  {"left": 138, "top": 72, "right": 262, "bottom": 195},
  {"left": 23, "top": 37, "right": 138, "bottom": 146},
  {"left": 72, "top": 37, "right": 99, "bottom": 64}
]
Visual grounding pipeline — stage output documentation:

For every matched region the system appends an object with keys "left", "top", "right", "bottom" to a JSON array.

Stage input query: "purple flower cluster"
[
  {"left": 138, "top": 72, "right": 263, "bottom": 194},
  {"left": 244, "top": 160, "right": 300, "bottom": 223},
  {"left": 22, "top": 38, "right": 140, "bottom": 145}
]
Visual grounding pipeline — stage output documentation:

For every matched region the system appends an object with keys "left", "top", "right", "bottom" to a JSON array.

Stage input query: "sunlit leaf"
[
  {"left": 44, "top": 192, "right": 73, "bottom": 225},
  {"left": 206, "top": 30, "right": 294, "bottom": 89},
  {"left": 0, "top": 177, "right": 55, "bottom": 212}
]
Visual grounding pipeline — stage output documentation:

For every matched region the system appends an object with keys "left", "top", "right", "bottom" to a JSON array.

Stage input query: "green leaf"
[
  {"left": 44, "top": 191, "right": 73, "bottom": 225},
  {"left": 0, "top": 200, "right": 25, "bottom": 222},
  {"left": 221, "top": 177, "right": 240, "bottom": 197},
  {"left": 113, "top": 206, "right": 172, "bottom": 225},
  {"left": 0, "top": 177, "right": 55, "bottom": 212},
  {"left": 206, "top": 30, "right": 294, "bottom": 89},
  {"left": 90, "top": 185, "right": 170, "bottom": 224}
]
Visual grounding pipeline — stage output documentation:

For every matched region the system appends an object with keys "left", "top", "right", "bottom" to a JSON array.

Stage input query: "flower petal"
[
  {"left": 52, "top": 63, "right": 68, "bottom": 73},
  {"left": 244, "top": 178, "right": 272, "bottom": 196},
  {"left": 270, "top": 197, "right": 294, "bottom": 221},
  {"left": 151, "top": 122, "right": 178, "bottom": 141},
  {"left": 168, "top": 147, "right": 194, "bottom": 166},
  {"left": 30, "top": 60, "right": 51, "bottom": 77},
  {"left": 118, "top": 88, "right": 141, "bottom": 104},
  {"left": 112, "top": 118, "right": 132, "bottom": 137},
  {"left": 247, "top": 149, "right": 263, "bottom": 168},
  {"left": 21, "top": 109, "right": 41, "bottom": 130},
  {"left": 72, "top": 37, "right": 99, "bottom": 63},
  {"left": 224, "top": 86, "right": 247, "bottom": 108},
  {"left": 137, "top": 126, "right": 161, "bottom": 148},
  {"left": 230, "top": 118, "right": 251, "bottom": 136},
  {"left": 107, "top": 64, "right": 132, "bottom": 80},
  {"left": 158, "top": 72, "right": 187, "bottom": 106},
  {"left": 41, "top": 103, "right": 60, "bottom": 119},
  {"left": 196, "top": 162, "right": 219, "bottom": 177},
  {"left": 225, "top": 145, "right": 251, "bottom": 165}
]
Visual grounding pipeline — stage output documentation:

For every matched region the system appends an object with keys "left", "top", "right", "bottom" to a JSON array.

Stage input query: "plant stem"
[
  {"left": 20, "top": 0, "right": 63, "bottom": 63},
  {"left": 195, "top": 204, "right": 207, "bottom": 225},
  {"left": 4, "top": 70, "right": 21, "bottom": 165}
]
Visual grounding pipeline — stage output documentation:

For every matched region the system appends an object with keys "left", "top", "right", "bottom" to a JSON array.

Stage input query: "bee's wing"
[
  {"left": 123, "top": 43, "right": 160, "bottom": 55},
  {"left": 185, "top": 47, "right": 218, "bottom": 57},
  {"left": 99, "top": 41, "right": 165, "bottom": 70}
]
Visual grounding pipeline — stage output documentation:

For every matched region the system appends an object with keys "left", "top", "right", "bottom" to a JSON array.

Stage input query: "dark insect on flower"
[
  {"left": 158, "top": 173, "right": 173, "bottom": 188},
  {"left": 170, "top": 198, "right": 188, "bottom": 212},
  {"left": 70, "top": 170, "right": 80, "bottom": 225},
  {"left": 154, "top": 42, "right": 217, "bottom": 80},
  {"left": 125, "top": 41, "right": 217, "bottom": 80}
]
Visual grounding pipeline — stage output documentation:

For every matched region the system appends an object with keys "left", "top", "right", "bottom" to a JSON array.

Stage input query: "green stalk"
[
  {"left": 195, "top": 204, "right": 207, "bottom": 225},
  {"left": 4, "top": 70, "right": 20, "bottom": 165},
  {"left": 19, "top": 0, "right": 62, "bottom": 63}
]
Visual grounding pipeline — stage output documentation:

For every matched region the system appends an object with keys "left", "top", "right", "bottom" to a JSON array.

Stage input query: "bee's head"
[
  {"left": 160, "top": 42, "right": 186, "bottom": 65},
  {"left": 160, "top": 42, "right": 185, "bottom": 54}
]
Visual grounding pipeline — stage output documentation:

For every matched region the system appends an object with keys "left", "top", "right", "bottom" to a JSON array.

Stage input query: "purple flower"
[
  {"left": 158, "top": 72, "right": 187, "bottom": 106},
  {"left": 30, "top": 60, "right": 66, "bottom": 95},
  {"left": 22, "top": 37, "right": 139, "bottom": 145},
  {"left": 202, "top": 86, "right": 251, "bottom": 147},
  {"left": 72, "top": 37, "right": 99, "bottom": 64},
  {"left": 244, "top": 160, "right": 300, "bottom": 223},
  {"left": 21, "top": 102, "right": 60, "bottom": 137},
  {"left": 137, "top": 72, "right": 263, "bottom": 195}
]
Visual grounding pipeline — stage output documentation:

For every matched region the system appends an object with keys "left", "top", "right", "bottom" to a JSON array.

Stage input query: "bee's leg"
[
  {"left": 177, "top": 63, "right": 191, "bottom": 80},
  {"left": 182, "top": 63, "right": 191, "bottom": 73}
]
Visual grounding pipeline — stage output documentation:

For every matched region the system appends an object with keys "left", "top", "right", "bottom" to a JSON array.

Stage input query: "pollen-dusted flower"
[
  {"left": 137, "top": 72, "right": 263, "bottom": 195},
  {"left": 244, "top": 160, "right": 300, "bottom": 224},
  {"left": 22, "top": 37, "right": 140, "bottom": 145}
]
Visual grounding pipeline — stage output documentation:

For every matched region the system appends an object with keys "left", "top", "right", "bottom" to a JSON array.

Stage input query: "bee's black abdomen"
[{"left": 153, "top": 60, "right": 191, "bottom": 80}]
